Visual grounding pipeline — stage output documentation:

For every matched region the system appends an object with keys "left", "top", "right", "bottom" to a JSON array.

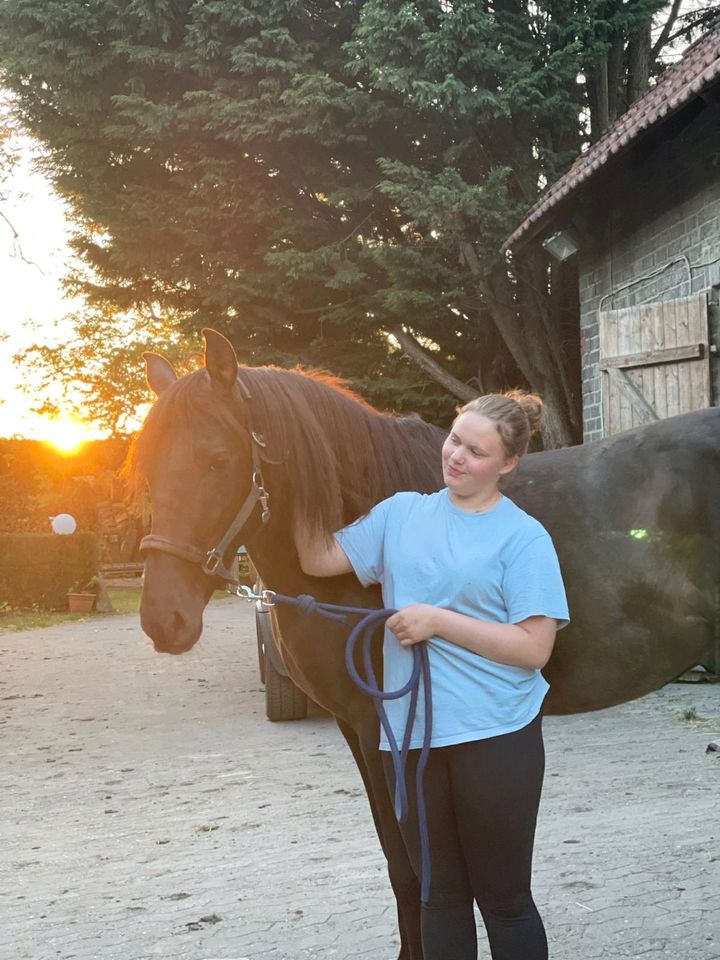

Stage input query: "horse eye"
[{"left": 208, "top": 456, "right": 229, "bottom": 473}]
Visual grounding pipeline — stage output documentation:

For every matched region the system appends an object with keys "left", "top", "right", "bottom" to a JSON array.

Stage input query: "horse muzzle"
[
  {"left": 140, "top": 600, "right": 204, "bottom": 654},
  {"left": 139, "top": 552, "right": 212, "bottom": 654}
]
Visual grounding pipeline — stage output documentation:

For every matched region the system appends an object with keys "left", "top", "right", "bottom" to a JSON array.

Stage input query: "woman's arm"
[
  {"left": 293, "top": 518, "right": 354, "bottom": 578},
  {"left": 386, "top": 606, "right": 557, "bottom": 670}
]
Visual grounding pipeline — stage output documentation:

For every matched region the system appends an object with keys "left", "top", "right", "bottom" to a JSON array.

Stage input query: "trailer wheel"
[
  {"left": 255, "top": 603, "right": 308, "bottom": 722},
  {"left": 264, "top": 651, "right": 308, "bottom": 722},
  {"left": 255, "top": 609, "right": 267, "bottom": 686}
]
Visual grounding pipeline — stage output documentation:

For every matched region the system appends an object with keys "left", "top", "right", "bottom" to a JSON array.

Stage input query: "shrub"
[{"left": 0, "top": 533, "right": 98, "bottom": 610}]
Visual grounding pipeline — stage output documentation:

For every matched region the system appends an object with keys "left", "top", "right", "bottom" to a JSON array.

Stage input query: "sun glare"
[{"left": 40, "top": 417, "right": 94, "bottom": 456}]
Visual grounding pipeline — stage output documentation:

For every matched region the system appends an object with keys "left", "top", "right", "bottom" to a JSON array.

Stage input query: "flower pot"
[{"left": 67, "top": 592, "right": 96, "bottom": 614}]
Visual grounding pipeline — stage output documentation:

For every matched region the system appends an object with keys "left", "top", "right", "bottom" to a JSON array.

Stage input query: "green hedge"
[{"left": 0, "top": 533, "right": 98, "bottom": 611}]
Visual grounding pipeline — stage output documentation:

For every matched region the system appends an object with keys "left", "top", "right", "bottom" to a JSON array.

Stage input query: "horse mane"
[{"left": 128, "top": 364, "right": 445, "bottom": 536}]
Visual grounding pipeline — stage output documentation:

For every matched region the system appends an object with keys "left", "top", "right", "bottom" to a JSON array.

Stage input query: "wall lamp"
[{"left": 542, "top": 229, "right": 579, "bottom": 262}]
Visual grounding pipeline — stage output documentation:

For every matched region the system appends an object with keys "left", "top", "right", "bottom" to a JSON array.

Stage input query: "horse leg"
[{"left": 336, "top": 717, "right": 423, "bottom": 960}]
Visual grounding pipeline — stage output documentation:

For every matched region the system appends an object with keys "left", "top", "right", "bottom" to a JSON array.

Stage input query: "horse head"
[
  {"left": 137, "top": 330, "right": 261, "bottom": 654},
  {"left": 134, "top": 327, "right": 447, "bottom": 656}
]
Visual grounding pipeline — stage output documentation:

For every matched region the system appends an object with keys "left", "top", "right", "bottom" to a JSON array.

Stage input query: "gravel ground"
[{"left": 1, "top": 599, "right": 718, "bottom": 960}]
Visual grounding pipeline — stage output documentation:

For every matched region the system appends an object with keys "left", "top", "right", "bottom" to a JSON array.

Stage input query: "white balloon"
[{"left": 50, "top": 514, "right": 77, "bottom": 535}]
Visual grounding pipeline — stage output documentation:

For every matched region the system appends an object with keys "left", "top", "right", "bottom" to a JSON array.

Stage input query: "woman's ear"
[{"left": 499, "top": 455, "right": 520, "bottom": 477}]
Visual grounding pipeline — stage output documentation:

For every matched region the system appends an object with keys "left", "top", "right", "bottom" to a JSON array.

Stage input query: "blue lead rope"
[{"left": 270, "top": 592, "right": 433, "bottom": 903}]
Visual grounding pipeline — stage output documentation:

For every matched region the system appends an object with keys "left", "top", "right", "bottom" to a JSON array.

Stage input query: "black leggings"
[{"left": 382, "top": 713, "right": 547, "bottom": 960}]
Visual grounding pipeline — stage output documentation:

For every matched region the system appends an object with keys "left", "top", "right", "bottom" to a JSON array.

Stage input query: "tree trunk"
[
  {"left": 523, "top": 247, "right": 581, "bottom": 435},
  {"left": 627, "top": 18, "right": 652, "bottom": 105},
  {"left": 390, "top": 325, "right": 479, "bottom": 402},
  {"left": 484, "top": 264, "right": 578, "bottom": 449},
  {"left": 460, "top": 243, "right": 579, "bottom": 449},
  {"left": 607, "top": 36, "right": 625, "bottom": 124},
  {"left": 584, "top": 0, "right": 627, "bottom": 140},
  {"left": 592, "top": 59, "right": 610, "bottom": 137}
]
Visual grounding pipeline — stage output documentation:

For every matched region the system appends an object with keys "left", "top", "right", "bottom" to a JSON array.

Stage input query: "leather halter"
[{"left": 139, "top": 373, "right": 271, "bottom": 582}]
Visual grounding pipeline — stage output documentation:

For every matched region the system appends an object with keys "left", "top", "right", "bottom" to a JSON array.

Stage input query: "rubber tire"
[
  {"left": 264, "top": 650, "right": 308, "bottom": 722},
  {"left": 255, "top": 609, "right": 267, "bottom": 686}
]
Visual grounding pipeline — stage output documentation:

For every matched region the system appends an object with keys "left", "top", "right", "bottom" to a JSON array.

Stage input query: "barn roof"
[{"left": 503, "top": 25, "right": 720, "bottom": 251}]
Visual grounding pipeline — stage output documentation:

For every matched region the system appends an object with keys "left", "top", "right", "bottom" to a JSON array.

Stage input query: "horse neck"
[
  {"left": 248, "top": 369, "right": 444, "bottom": 538},
  {"left": 243, "top": 409, "right": 443, "bottom": 596},
  {"left": 245, "top": 516, "right": 337, "bottom": 602}
]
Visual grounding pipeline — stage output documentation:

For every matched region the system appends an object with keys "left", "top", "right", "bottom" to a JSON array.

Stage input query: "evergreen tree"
[{"left": 1, "top": 1, "right": 710, "bottom": 439}]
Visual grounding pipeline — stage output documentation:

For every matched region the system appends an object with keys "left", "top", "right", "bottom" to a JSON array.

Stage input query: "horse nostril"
[{"left": 141, "top": 604, "right": 198, "bottom": 653}]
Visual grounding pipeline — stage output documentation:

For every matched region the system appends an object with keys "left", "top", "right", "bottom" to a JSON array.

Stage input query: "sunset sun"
[{"left": 40, "top": 417, "right": 94, "bottom": 456}]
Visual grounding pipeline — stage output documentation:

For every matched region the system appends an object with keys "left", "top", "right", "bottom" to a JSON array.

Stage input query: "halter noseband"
[{"left": 139, "top": 373, "right": 271, "bottom": 582}]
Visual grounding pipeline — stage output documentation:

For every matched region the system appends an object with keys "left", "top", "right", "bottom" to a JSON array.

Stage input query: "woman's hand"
[{"left": 386, "top": 604, "right": 439, "bottom": 646}]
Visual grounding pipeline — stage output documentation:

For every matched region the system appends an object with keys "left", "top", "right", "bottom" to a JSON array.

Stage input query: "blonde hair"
[{"left": 456, "top": 390, "right": 543, "bottom": 460}]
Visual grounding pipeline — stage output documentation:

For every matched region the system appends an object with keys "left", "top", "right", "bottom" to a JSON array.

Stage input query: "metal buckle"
[
  {"left": 251, "top": 432, "right": 267, "bottom": 448},
  {"left": 253, "top": 470, "right": 271, "bottom": 524},
  {"left": 203, "top": 550, "right": 223, "bottom": 574}
]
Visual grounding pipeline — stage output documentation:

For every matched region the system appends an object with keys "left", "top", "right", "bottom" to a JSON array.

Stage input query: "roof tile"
[{"left": 504, "top": 27, "right": 720, "bottom": 250}]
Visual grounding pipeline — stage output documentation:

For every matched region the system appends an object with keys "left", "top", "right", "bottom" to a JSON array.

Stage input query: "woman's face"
[{"left": 441, "top": 411, "right": 518, "bottom": 497}]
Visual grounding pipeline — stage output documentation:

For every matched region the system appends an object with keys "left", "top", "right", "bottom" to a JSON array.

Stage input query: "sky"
[{"left": 0, "top": 141, "right": 94, "bottom": 441}]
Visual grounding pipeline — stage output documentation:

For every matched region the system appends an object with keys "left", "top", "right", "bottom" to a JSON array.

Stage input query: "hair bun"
[{"left": 503, "top": 390, "right": 544, "bottom": 437}]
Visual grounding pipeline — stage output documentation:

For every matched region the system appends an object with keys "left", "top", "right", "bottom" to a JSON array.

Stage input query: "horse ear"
[
  {"left": 203, "top": 328, "right": 238, "bottom": 393},
  {"left": 144, "top": 352, "right": 178, "bottom": 397}
]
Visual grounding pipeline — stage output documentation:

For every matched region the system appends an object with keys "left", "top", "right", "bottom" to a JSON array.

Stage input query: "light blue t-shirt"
[{"left": 334, "top": 489, "right": 569, "bottom": 750}]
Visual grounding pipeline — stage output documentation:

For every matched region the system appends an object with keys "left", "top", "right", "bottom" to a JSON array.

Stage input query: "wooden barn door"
[{"left": 598, "top": 292, "right": 712, "bottom": 436}]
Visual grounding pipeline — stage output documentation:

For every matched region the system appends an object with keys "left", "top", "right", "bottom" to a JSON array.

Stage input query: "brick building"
[{"left": 505, "top": 27, "right": 720, "bottom": 441}]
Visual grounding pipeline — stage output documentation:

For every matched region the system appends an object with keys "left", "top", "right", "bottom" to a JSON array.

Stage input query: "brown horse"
[{"left": 134, "top": 329, "right": 719, "bottom": 960}]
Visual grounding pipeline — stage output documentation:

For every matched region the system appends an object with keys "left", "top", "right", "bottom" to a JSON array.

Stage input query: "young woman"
[{"left": 294, "top": 392, "right": 569, "bottom": 960}]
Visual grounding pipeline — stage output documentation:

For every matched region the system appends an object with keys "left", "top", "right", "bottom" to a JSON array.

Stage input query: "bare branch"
[
  {"left": 652, "top": 0, "right": 684, "bottom": 61},
  {"left": 0, "top": 207, "right": 46, "bottom": 274}
]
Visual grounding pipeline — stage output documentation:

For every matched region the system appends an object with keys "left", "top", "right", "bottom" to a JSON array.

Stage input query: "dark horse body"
[{"left": 136, "top": 331, "right": 719, "bottom": 960}]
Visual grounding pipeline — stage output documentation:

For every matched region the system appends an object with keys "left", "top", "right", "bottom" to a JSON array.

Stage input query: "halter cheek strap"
[
  {"left": 139, "top": 372, "right": 271, "bottom": 580},
  {"left": 200, "top": 464, "right": 268, "bottom": 577}
]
